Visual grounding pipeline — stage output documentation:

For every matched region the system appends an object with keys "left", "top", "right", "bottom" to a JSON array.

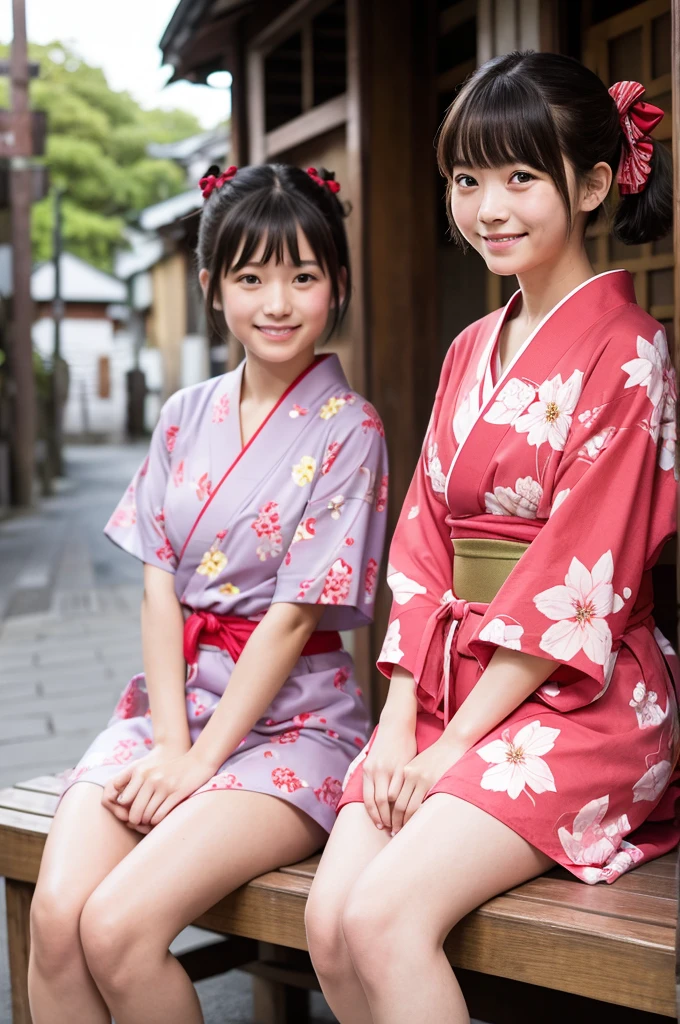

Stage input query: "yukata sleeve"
[
  {"left": 376, "top": 345, "right": 456, "bottom": 680},
  {"left": 273, "top": 410, "right": 389, "bottom": 631},
  {"left": 103, "top": 394, "right": 182, "bottom": 573},
  {"left": 470, "top": 325, "right": 677, "bottom": 700}
]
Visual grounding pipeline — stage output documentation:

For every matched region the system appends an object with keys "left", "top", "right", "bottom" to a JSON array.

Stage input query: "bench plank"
[
  {"left": 14, "top": 776, "right": 65, "bottom": 797},
  {"left": 0, "top": 787, "right": 59, "bottom": 817},
  {"left": 506, "top": 876, "right": 677, "bottom": 928}
]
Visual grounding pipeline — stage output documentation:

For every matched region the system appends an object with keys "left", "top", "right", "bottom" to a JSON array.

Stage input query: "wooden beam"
[
  {"left": 439, "top": 0, "right": 476, "bottom": 35},
  {"left": 251, "top": 0, "right": 336, "bottom": 55},
  {"left": 263, "top": 92, "right": 347, "bottom": 158}
]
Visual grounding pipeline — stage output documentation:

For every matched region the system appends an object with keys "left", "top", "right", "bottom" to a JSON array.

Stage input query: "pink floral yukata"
[
  {"left": 340, "top": 271, "right": 680, "bottom": 882},
  {"left": 63, "top": 354, "right": 388, "bottom": 831}
]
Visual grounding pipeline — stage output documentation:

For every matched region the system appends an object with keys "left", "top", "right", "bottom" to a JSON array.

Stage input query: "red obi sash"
[{"left": 183, "top": 610, "right": 342, "bottom": 665}]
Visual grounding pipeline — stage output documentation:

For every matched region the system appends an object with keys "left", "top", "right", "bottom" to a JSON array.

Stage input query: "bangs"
[
  {"left": 437, "top": 65, "right": 572, "bottom": 228},
  {"left": 216, "top": 190, "right": 337, "bottom": 276}
]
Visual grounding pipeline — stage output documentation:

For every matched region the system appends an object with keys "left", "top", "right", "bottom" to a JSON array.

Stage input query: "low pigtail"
[{"left": 613, "top": 139, "right": 673, "bottom": 245}]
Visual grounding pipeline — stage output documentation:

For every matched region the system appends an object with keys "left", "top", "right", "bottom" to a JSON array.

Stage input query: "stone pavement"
[{"left": 0, "top": 444, "right": 335, "bottom": 1023}]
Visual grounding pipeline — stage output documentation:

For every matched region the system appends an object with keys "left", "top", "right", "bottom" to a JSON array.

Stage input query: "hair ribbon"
[
  {"left": 608, "top": 81, "right": 663, "bottom": 195},
  {"left": 199, "top": 166, "right": 238, "bottom": 200}
]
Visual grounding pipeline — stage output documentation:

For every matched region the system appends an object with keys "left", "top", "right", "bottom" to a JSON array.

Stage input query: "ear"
[
  {"left": 580, "top": 161, "right": 612, "bottom": 213},
  {"left": 198, "top": 267, "right": 223, "bottom": 310},
  {"left": 334, "top": 266, "right": 348, "bottom": 308}
]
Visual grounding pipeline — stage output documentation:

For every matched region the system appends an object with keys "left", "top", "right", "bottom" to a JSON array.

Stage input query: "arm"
[
  {"left": 361, "top": 666, "right": 419, "bottom": 831},
  {"left": 140, "top": 564, "right": 191, "bottom": 752}
]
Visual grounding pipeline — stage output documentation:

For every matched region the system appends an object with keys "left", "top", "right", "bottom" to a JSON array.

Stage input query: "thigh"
[
  {"left": 35, "top": 782, "right": 140, "bottom": 909},
  {"left": 86, "top": 790, "right": 327, "bottom": 945},
  {"left": 353, "top": 793, "right": 553, "bottom": 941},
  {"left": 309, "top": 801, "right": 391, "bottom": 911}
]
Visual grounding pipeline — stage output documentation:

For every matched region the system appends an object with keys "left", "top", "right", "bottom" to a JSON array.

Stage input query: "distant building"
[{"left": 31, "top": 254, "right": 132, "bottom": 439}]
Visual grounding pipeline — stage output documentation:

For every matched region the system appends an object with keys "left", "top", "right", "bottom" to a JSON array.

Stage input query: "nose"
[
  {"left": 262, "top": 282, "right": 292, "bottom": 319},
  {"left": 477, "top": 182, "right": 510, "bottom": 227}
]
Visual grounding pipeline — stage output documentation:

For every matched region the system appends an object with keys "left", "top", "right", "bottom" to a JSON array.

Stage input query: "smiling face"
[
  {"left": 200, "top": 225, "right": 342, "bottom": 365},
  {"left": 450, "top": 162, "right": 579, "bottom": 278}
]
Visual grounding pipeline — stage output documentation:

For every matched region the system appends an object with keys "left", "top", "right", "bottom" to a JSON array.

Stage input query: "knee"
[
  {"left": 29, "top": 885, "right": 85, "bottom": 977},
  {"left": 305, "top": 885, "right": 351, "bottom": 983},
  {"left": 79, "top": 888, "right": 141, "bottom": 990},
  {"left": 341, "top": 882, "right": 403, "bottom": 981}
]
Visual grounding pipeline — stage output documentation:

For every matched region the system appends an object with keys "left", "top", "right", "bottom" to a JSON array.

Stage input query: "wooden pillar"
[
  {"left": 354, "top": 0, "right": 439, "bottom": 711},
  {"left": 478, "top": 0, "right": 561, "bottom": 61},
  {"left": 672, "top": 0, "right": 680, "bottom": 652},
  {"left": 6, "top": 879, "right": 33, "bottom": 1024}
]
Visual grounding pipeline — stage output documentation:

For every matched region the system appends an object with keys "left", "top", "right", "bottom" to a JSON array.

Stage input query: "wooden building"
[{"left": 161, "top": 0, "right": 679, "bottom": 711}]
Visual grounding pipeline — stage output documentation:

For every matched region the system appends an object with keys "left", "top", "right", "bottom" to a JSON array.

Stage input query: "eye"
[
  {"left": 237, "top": 274, "right": 260, "bottom": 285},
  {"left": 454, "top": 174, "right": 478, "bottom": 188},
  {"left": 294, "top": 273, "right": 317, "bottom": 284},
  {"left": 510, "top": 171, "right": 536, "bottom": 184}
]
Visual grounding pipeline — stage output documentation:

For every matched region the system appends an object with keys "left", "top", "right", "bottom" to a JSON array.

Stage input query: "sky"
[{"left": 0, "top": 0, "right": 232, "bottom": 129}]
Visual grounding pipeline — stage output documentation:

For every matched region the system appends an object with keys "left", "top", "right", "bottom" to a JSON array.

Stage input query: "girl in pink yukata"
[
  {"left": 306, "top": 52, "right": 678, "bottom": 1024},
  {"left": 28, "top": 163, "right": 388, "bottom": 1024}
]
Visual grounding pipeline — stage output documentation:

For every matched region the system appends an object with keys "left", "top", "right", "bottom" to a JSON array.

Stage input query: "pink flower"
[
  {"left": 477, "top": 720, "right": 560, "bottom": 804},
  {"left": 112, "top": 739, "right": 139, "bottom": 763},
  {"left": 196, "top": 472, "right": 212, "bottom": 502},
  {"left": 139, "top": 456, "right": 150, "bottom": 476},
  {"left": 334, "top": 667, "right": 351, "bottom": 690},
  {"left": 271, "top": 730, "right": 301, "bottom": 745},
  {"left": 375, "top": 474, "right": 388, "bottom": 512},
  {"left": 109, "top": 503, "right": 136, "bottom": 528},
  {"left": 321, "top": 441, "right": 342, "bottom": 475},
  {"left": 297, "top": 579, "right": 315, "bottom": 600},
  {"left": 558, "top": 795, "right": 642, "bottom": 882},
  {"left": 364, "top": 558, "right": 378, "bottom": 600},
  {"left": 314, "top": 776, "right": 343, "bottom": 809},
  {"left": 208, "top": 773, "right": 242, "bottom": 790},
  {"left": 173, "top": 460, "right": 184, "bottom": 487},
  {"left": 113, "top": 676, "right": 147, "bottom": 719},
  {"left": 289, "top": 404, "right": 309, "bottom": 418},
  {"left": 271, "top": 767, "right": 306, "bottom": 793},
  {"left": 165, "top": 425, "right": 179, "bottom": 452},
  {"left": 361, "top": 402, "right": 385, "bottom": 436},
  {"left": 534, "top": 551, "right": 617, "bottom": 665},
  {"left": 319, "top": 558, "right": 353, "bottom": 605},
  {"left": 155, "top": 538, "right": 177, "bottom": 567},
  {"left": 632, "top": 760, "right": 672, "bottom": 802},
  {"left": 629, "top": 681, "right": 666, "bottom": 729},
  {"left": 212, "top": 394, "right": 230, "bottom": 423}
]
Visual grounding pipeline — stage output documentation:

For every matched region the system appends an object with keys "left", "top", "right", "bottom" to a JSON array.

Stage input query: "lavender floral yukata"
[{"left": 62, "top": 354, "right": 388, "bottom": 831}]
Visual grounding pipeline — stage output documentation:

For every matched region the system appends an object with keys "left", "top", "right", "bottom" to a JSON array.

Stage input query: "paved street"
[{"left": 0, "top": 444, "right": 335, "bottom": 1023}]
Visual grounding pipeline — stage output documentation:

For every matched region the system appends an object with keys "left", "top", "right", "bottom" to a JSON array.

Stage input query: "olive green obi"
[{"left": 452, "top": 538, "right": 530, "bottom": 603}]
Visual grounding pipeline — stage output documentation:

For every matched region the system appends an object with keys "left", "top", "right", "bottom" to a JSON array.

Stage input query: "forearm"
[
  {"left": 141, "top": 572, "right": 191, "bottom": 752},
  {"left": 190, "top": 602, "right": 324, "bottom": 772},
  {"left": 441, "top": 647, "right": 556, "bottom": 751},
  {"left": 379, "top": 667, "right": 418, "bottom": 730}
]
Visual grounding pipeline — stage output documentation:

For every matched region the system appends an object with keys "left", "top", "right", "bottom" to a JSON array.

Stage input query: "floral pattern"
[
  {"left": 319, "top": 559, "right": 353, "bottom": 605},
  {"left": 375, "top": 474, "right": 388, "bottom": 513},
  {"left": 484, "top": 378, "right": 535, "bottom": 425},
  {"left": 534, "top": 552, "right": 618, "bottom": 665},
  {"left": 632, "top": 760, "right": 673, "bottom": 803},
  {"left": 319, "top": 396, "right": 346, "bottom": 419},
  {"left": 484, "top": 476, "right": 542, "bottom": 518},
  {"left": 513, "top": 370, "right": 583, "bottom": 450},
  {"left": 361, "top": 402, "right": 385, "bottom": 437},
  {"left": 211, "top": 394, "right": 230, "bottom": 423},
  {"left": 478, "top": 616, "right": 524, "bottom": 651},
  {"left": 477, "top": 720, "right": 560, "bottom": 804},
  {"left": 424, "top": 442, "right": 446, "bottom": 494},
  {"left": 197, "top": 548, "right": 228, "bottom": 579},
  {"left": 314, "top": 776, "right": 343, "bottom": 809},
  {"left": 271, "top": 767, "right": 308, "bottom": 793},
  {"left": 386, "top": 567, "right": 427, "bottom": 605},
  {"left": 251, "top": 501, "right": 283, "bottom": 561},
  {"left": 379, "top": 618, "right": 404, "bottom": 665},
  {"left": 629, "top": 681, "right": 665, "bottom": 729},
  {"left": 557, "top": 796, "right": 642, "bottom": 882},
  {"left": 165, "top": 425, "right": 179, "bottom": 452},
  {"left": 321, "top": 441, "right": 341, "bottom": 476},
  {"left": 292, "top": 456, "right": 317, "bottom": 487},
  {"left": 364, "top": 558, "right": 378, "bottom": 602}
]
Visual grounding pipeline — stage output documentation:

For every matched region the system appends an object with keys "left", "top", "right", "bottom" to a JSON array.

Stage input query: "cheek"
[
  {"left": 297, "top": 285, "right": 334, "bottom": 323},
  {"left": 521, "top": 191, "right": 569, "bottom": 238},
  {"left": 450, "top": 196, "right": 477, "bottom": 239}
]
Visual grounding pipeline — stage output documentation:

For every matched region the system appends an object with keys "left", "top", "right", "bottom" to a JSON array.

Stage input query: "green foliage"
[{"left": 0, "top": 41, "right": 204, "bottom": 271}]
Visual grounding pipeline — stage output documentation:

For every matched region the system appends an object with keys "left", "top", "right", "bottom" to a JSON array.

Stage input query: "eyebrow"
[{"left": 237, "top": 259, "right": 321, "bottom": 269}]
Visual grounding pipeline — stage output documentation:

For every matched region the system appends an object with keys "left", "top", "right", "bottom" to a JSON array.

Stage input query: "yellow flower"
[
  {"left": 219, "top": 582, "right": 240, "bottom": 595},
  {"left": 197, "top": 548, "right": 228, "bottom": 579},
  {"left": 319, "top": 396, "right": 346, "bottom": 419},
  {"left": 292, "top": 455, "right": 317, "bottom": 486}
]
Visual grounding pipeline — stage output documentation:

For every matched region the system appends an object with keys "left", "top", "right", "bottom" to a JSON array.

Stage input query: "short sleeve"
[
  {"left": 469, "top": 327, "right": 677, "bottom": 699},
  {"left": 272, "top": 414, "right": 389, "bottom": 630},
  {"left": 103, "top": 395, "right": 181, "bottom": 573}
]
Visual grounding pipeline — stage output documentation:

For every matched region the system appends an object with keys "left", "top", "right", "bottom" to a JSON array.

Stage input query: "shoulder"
[
  {"left": 600, "top": 303, "right": 671, "bottom": 376},
  {"left": 330, "top": 391, "right": 386, "bottom": 442},
  {"left": 159, "top": 372, "right": 234, "bottom": 424},
  {"left": 441, "top": 307, "right": 505, "bottom": 372}
]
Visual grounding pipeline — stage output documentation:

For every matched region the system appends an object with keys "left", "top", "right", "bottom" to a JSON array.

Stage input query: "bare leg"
[
  {"left": 79, "top": 790, "right": 326, "bottom": 1024},
  {"left": 306, "top": 802, "right": 389, "bottom": 1024},
  {"left": 28, "top": 782, "right": 140, "bottom": 1024},
  {"left": 342, "top": 794, "right": 554, "bottom": 1024}
]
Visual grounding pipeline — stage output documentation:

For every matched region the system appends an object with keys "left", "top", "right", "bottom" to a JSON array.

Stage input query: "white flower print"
[
  {"left": 622, "top": 330, "right": 673, "bottom": 415},
  {"left": 386, "top": 567, "right": 427, "bottom": 606},
  {"left": 484, "top": 378, "right": 536, "bottom": 425},
  {"left": 453, "top": 387, "right": 479, "bottom": 444},
  {"left": 327, "top": 495, "right": 345, "bottom": 519},
  {"left": 579, "top": 426, "right": 616, "bottom": 462},
  {"left": 658, "top": 417, "right": 676, "bottom": 473},
  {"left": 578, "top": 841, "right": 644, "bottom": 884},
  {"left": 342, "top": 742, "right": 370, "bottom": 790},
  {"left": 534, "top": 551, "right": 616, "bottom": 666},
  {"left": 558, "top": 796, "right": 637, "bottom": 877},
  {"left": 408, "top": 505, "right": 420, "bottom": 519},
  {"left": 550, "top": 488, "right": 570, "bottom": 517},
  {"left": 629, "top": 681, "right": 665, "bottom": 729},
  {"left": 513, "top": 370, "right": 583, "bottom": 450},
  {"left": 632, "top": 760, "right": 672, "bottom": 803},
  {"left": 379, "top": 619, "right": 404, "bottom": 665},
  {"left": 424, "top": 443, "right": 446, "bottom": 494},
  {"left": 477, "top": 720, "right": 560, "bottom": 804},
  {"left": 478, "top": 617, "right": 524, "bottom": 651},
  {"left": 484, "top": 476, "right": 542, "bottom": 519}
]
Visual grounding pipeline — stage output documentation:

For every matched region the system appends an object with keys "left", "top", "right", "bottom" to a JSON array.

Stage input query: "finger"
[
  {"left": 373, "top": 772, "right": 392, "bottom": 831},
  {"left": 129, "top": 821, "right": 152, "bottom": 835},
  {"left": 128, "top": 779, "right": 156, "bottom": 826},
  {"left": 149, "top": 789, "right": 186, "bottom": 827},
  {"left": 387, "top": 767, "right": 405, "bottom": 805},
  {"left": 402, "top": 782, "right": 428, "bottom": 827},
  {"left": 103, "top": 796, "right": 130, "bottom": 822},
  {"left": 141, "top": 788, "right": 167, "bottom": 826},
  {"left": 362, "top": 769, "right": 383, "bottom": 830},
  {"left": 390, "top": 779, "right": 415, "bottom": 835},
  {"left": 111, "top": 766, "right": 133, "bottom": 793},
  {"left": 116, "top": 770, "right": 145, "bottom": 808},
  {"left": 102, "top": 778, "right": 119, "bottom": 805}
]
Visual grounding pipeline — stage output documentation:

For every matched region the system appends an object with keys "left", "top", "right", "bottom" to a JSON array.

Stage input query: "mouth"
[
  {"left": 255, "top": 325, "right": 301, "bottom": 339},
  {"left": 481, "top": 233, "right": 528, "bottom": 250}
]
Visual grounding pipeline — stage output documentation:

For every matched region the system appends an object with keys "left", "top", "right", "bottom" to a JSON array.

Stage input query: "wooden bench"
[{"left": 0, "top": 775, "right": 677, "bottom": 1024}]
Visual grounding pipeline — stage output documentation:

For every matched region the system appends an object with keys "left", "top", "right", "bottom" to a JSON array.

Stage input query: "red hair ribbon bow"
[
  {"left": 608, "top": 81, "right": 664, "bottom": 195},
  {"left": 199, "top": 165, "right": 238, "bottom": 200},
  {"left": 306, "top": 166, "right": 341, "bottom": 194}
]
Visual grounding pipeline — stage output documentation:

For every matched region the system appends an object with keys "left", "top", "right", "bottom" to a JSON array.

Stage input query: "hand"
[
  {"left": 390, "top": 737, "right": 466, "bottom": 835},
  {"left": 102, "top": 743, "right": 204, "bottom": 832},
  {"left": 362, "top": 719, "right": 418, "bottom": 832}
]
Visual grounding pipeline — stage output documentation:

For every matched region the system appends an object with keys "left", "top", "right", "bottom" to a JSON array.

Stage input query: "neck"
[
  {"left": 241, "top": 347, "right": 318, "bottom": 405},
  {"left": 514, "top": 243, "right": 595, "bottom": 326}
]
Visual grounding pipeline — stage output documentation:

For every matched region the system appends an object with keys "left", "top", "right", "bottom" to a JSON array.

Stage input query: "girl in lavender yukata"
[
  {"left": 28, "top": 163, "right": 388, "bottom": 1024},
  {"left": 306, "top": 54, "right": 677, "bottom": 1024}
]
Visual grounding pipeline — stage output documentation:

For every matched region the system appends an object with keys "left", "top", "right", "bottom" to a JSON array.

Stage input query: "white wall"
[{"left": 32, "top": 317, "right": 134, "bottom": 439}]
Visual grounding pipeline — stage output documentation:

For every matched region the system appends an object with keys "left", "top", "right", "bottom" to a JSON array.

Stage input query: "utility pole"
[
  {"left": 8, "top": 0, "right": 36, "bottom": 506},
  {"left": 49, "top": 186, "right": 67, "bottom": 477}
]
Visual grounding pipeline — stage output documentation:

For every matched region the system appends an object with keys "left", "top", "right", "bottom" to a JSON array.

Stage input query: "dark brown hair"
[
  {"left": 196, "top": 163, "right": 351, "bottom": 341},
  {"left": 437, "top": 51, "right": 672, "bottom": 245}
]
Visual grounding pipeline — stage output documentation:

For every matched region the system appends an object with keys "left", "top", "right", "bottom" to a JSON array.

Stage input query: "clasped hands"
[{"left": 101, "top": 744, "right": 214, "bottom": 834}]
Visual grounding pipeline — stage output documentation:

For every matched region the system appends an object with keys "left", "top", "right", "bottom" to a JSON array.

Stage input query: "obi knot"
[{"left": 414, "top": 592, "right": 486, "bottom": 726}]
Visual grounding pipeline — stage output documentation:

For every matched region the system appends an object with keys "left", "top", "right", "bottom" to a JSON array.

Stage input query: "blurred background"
[{"left": 0, "top": 1, "right": 677, "bottom": 1021}]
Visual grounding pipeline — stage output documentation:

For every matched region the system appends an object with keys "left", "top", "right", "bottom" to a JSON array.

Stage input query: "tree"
[{"left": 0, "top": 42, "right": 203, "bottom": 270}]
